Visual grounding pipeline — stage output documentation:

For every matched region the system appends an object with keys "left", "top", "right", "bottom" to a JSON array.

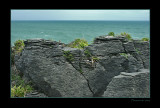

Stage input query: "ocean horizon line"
[
  {"left": 11, "top": 20, "right": 149, "bottom": 22},
  {"left": 11, "top": 19, "right": 150, "bottom": 46}
]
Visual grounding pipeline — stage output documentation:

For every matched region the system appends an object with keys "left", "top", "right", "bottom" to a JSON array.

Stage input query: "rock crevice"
[{"left": 15, "top": 36, "right": 150, "bottom": 97}]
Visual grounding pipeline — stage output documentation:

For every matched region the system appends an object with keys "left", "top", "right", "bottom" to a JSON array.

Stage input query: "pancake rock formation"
[{"left": 14, "top": 36, "right": 150, "bottom": 97}]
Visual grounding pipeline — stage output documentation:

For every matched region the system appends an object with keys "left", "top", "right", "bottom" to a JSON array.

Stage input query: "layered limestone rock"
[
  {"left": 79, "top": 36, "right": 149, "bottom": 97},
  {"left": 15, "top": 39, "right": 92, "bottom": 97},
  {"left": 15, "top": 36, "right": 150, "bottom": 97},
  {"left": 133, "top": 40, "right": 150, "bottom": 69},
  {"left": 102, "top": 70, "right": 150, "bottom": 98}
]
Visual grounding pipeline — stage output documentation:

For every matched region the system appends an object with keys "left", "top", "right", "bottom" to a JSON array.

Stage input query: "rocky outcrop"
[
  {"left": 80, "top": 36, "right": 149, "bottom": 96},
  {"left": 133, "top": 40, "right": 150, "bottom": 69},
  {"left": 14, "top": 36, "right": 150, "bottom": 97},
  {"left": 102, "top": 70, "right": 150, "bottom": 98},
  {"left": 15, "top": 39, "right": 92, "bottom": 97}
]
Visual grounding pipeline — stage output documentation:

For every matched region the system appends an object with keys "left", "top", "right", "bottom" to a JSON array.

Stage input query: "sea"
[{"left": 11, "top": 20, "right": 150, "bottom": 46}]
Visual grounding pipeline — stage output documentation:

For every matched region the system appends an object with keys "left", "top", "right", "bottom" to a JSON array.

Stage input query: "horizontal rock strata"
[
  {"left": 102, "top": 70, "right": 150, "bottom": 98},
  {"left": 14, "top": 36, "right": 150, "bottom": 97}
]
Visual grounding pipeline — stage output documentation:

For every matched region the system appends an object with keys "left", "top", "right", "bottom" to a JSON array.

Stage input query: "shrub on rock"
[
  {"left": 108, "top": 32, "right": 115, "bottom": 36},
  {"left": 11, "top": 40, "right": 25, "bottom": 65},
  {"left": 120, "top": 32, "right": 132, "bottom": 41},
  {"left": 14, "top": 40, "right": 25, "bottom": 53},
  {"left": 142, "top": 37, "right": 149, "bottom": 41},
  {"left": 67, "top": 39, "right": 88, "bottom": 49}
]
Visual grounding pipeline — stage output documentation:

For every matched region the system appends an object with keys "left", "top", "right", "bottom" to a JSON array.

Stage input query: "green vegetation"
[
  {"left": 108, "top": 32, "right": 115, "bottom": 36},
  {"left": 11, "top": 40, "right": 33, "bottom": 97},
  {"left": 84, "top": 50, "right": 99, "bottom": 61},
  {"left": 79, "top": 69, "right": 83, "bottom": 74},
  {"left": 11, "top": 85, "right": 33, "bottom": 97},
  {"left": 120, "top": 32, "right": 132, "bottom": 41},
  {"left": 68, "top": 39, "right": 89, "bottom": 49},
  {"left": 84, "top": 50, "right": 92, "bottom": 58},
  {"left": 63, "top": 51, "right": 74, "bottom": 62},
  {"left": 11, "top": 73, "right": 24, "bottom": 86},
  {"left": 119, "top": 53, "right": 130, "bottom": 59},
  {"left": 14, "top": 40, "right": 25, "bottom": 53},
  {"left": 11, "top": 40, "right": 25, "bottom": 65},
  {"left": 84, "top": 50, "right": 99, "bottom": 68},
  {"left": 135, "top": 49, "right": 142, "bottom": 55},
  {"left": 141, "top": 37, "right": 149, "bottom": 41},
  {"left": 91, "top": 56, "right": 99, "bottom": 62},
  {"left": 11, "top": 70, "right": 33, "bottom": 97}
]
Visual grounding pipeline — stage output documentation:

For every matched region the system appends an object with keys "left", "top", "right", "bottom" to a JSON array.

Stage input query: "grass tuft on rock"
[
  {"left": 67, "top": 39, "right": 89, "bottom": 49},
  {"left": 63, "top": 51, "right": 74, "bottom": 62},
  {"left": 120, "top": 32, "right": 132, "bottom": 41},
  {"left": 11, "top": 84, "right": 33, "bottom": 97},
  {"left": 108, "top": 32, "right": 115, "bottom": 36},
  {"left": 84, "top": 49, "right": 92, "bottom": 58},
  {"left": 11, "top": 68, "right": 34, "bottom": 97},
  {"left": 11, "top": 40, "right": 25, "bottom": 65},
  {"left": 14, "top": 40, "right": 25, "bottom": 53},
  {"left": 141, "top": 37, "right": 149, "bottom": 41},
  {"left": 119, "top": 53, "right": 130, "bottom": 59}
]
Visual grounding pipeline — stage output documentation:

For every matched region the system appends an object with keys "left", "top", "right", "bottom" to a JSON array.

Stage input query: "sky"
[{"left": 11, "top": 10, "right": 150, "bottom": 21}]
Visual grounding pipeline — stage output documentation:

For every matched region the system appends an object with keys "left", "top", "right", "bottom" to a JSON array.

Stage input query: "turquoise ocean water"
[{"left": 11, "top": 20, "right": 150, "bottom": 46}]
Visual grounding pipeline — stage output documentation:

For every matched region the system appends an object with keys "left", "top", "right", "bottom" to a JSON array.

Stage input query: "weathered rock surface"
[
  {"left": 102, "top": 70, "right": 150, "bottom": 98},
  {"left": 14, "top": 36, "right": 150, "bottom": 97},
  {"left": 133, "top": 40, "right": 150, "bottom": 69},
  {"left": 80, "top": 36, "right": 149, "bottom": 96},
  {"left": 15, "top": 39, "right": 92, "bottom": 97},
  {"left": 25, "top": 91, "right": 48, "bottom": 97}
]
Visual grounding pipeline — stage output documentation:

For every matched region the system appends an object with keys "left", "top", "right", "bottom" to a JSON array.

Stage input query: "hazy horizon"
[
  {"left": 11, "top": 10, "right": 150, "bottom": 21},
  {"left": 11, "top": 20, "right": 150, "bottom": 21}
]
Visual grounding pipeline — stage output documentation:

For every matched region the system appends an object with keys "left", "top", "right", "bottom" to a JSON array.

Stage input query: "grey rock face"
[
  {"left": 127, "top": 55, "right": 143, "bottom": 72},
  {"left": 81, "top": 56, "right": 127, "bottom": 97},
  {"left": 79, "top": 36, "right": 149, "bottom": 96},
  {"left": 25, "top": 91, "right": 48, "bottom": 97},
  {"left": 102, "top": 70, "right": 150, "bottom": 98},
  {"left": 62, "top": 47, "right": 83, "bottom": 71},
  {"left": 123, "top": 41, "right": 136, "bottom": 52},
  {"left": 93, "top": 35, "right": 127, "bottom": 44},
  {"left": 14, "top": 36, "right": 150, "bottom": 97},
  {"left": 86, "top": 40, "right": 125, "bottom": 56},
  {"left": 15, "top": 39, "right": 92, "bottom": 97},
  {"left": 133, "top": 40, "right": 150, "bottom": 69}
]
